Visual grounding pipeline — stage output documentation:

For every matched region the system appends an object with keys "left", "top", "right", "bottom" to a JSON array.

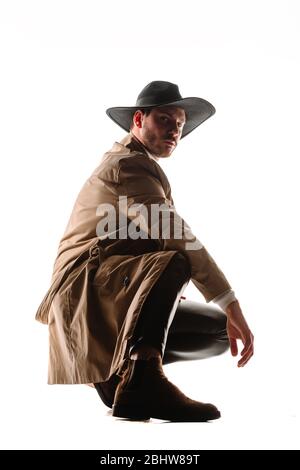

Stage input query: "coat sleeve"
[{"left": 117, "top": 155, "right": 233, "bottom": 303}]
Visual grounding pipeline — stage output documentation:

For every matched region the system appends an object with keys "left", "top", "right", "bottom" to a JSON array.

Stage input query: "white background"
[{"left": 0, "top": 0, "right": 299, "bottom": 450}]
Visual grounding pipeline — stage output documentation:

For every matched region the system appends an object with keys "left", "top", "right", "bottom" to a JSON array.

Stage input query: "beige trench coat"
[{"left": 35, "top": 132, "right": 232, "bottom": 384}]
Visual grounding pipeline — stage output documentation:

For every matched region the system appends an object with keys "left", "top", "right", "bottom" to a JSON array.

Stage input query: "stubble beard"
[{"left": 142, "top": 127, "right": 165, "bottom": 157}]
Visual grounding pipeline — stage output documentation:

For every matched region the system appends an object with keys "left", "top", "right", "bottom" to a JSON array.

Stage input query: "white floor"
[{"left": 1, "top": 353, "right": 299, "bottom": 450}]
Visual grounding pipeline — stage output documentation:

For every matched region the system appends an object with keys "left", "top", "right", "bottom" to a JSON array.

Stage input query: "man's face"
[{"left": 137, "top": 106, "right": 186, "bottom": 158}]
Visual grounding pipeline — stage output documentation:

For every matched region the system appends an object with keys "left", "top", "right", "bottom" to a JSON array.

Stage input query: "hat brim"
[{"left": 105, "top": 97, "right": 215, "bottom": 139}]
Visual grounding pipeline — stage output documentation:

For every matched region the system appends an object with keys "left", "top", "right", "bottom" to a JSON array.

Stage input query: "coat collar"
[
  {"left": 112, "top": 132, "right": 172, "bottom": 201},
  {"left": 118, "top": 132, "right": 159, "bottom": 163}
]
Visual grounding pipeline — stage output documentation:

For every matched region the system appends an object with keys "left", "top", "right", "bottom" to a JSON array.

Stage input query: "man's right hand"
[{"left": 225, "top": 300, "right": 254, "bottom": 367}]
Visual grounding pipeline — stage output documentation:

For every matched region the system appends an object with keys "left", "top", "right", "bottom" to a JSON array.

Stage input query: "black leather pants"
[
  {"left": 163, "top": 298, "right": 229, "bottom": 365},
  {"left": 128, "top": 252, "right": 229, "bottom": 364}
]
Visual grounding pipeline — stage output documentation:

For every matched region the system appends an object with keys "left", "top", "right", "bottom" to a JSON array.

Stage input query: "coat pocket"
[
  {"left": 92, "top": 254, "right": 134, "bottom": 293},
  {"left": 35, "top": 239, "right": 101, "bottom": 324}
]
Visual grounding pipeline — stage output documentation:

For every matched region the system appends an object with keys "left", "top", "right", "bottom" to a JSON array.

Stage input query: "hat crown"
[{"left": 136, "top": 81, "right": 183, "bottom": 107}]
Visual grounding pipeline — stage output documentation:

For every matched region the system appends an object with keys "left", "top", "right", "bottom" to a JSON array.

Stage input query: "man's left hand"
[{"left": 225, "top": 300, "right": 254, "bottom": 367}]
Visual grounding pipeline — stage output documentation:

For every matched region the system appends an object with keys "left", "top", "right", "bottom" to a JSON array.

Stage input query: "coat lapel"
[{"left": 118, "top": 133, "right": 172, "bottom": 200}]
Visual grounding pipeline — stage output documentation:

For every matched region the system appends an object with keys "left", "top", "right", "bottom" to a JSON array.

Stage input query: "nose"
[{"left": 167, "top": 124, "right": 181, "bottom": 140}]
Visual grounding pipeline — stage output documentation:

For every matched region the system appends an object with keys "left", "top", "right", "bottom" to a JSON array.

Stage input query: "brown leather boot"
[
  {"left": 94, "top": 373, "right": 122, "bottom": 408},
  {"left": 112, "top": 357, "right": 221, "bottom": 421}
]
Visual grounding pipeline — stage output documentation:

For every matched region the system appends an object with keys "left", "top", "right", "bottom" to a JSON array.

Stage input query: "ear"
[{"left": 133, "top": 110, "right": 144, "bottom": 129}]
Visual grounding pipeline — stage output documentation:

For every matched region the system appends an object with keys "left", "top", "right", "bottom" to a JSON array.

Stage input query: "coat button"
[
  {"left": 123, "top": 276, "right": 130, "bottom": 287},
  {"left": 89, "top": 246, "right": 99, "bottom": 257}
]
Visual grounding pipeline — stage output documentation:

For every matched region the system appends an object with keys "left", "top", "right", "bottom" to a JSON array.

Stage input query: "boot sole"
[{"left": 112, "top": 404, "right": 221, "bottom": 422}]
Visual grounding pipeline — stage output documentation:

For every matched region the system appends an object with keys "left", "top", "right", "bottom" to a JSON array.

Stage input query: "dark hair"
[
  {"left": 141, "top": 108, "right": 152, "bottom": 116},
  {"left": 130, "top": 108, "right": 152, "bottom": 129}
]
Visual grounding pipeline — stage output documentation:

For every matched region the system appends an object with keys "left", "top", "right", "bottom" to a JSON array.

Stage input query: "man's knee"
[{"left": 215, "top": 313, "right": 230, "bottom": 351}]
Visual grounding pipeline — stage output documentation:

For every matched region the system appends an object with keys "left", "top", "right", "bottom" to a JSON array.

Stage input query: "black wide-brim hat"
[{"left": 106, "top": 81, "right": 216, "bottom": 139}]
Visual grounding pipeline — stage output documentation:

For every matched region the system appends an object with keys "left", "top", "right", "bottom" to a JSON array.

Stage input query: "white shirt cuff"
[{"left": 211, "top": 289, "right": 237, "bottom": 311}]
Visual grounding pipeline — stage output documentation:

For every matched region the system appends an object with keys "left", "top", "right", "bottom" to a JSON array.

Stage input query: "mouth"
[{"left": 164, "top": 140, "right": 176, "bottom": 148}]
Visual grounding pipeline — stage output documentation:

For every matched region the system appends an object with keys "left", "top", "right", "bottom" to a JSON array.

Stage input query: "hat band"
[{"left": 136, "top": 92, "right": 183, "bottom": 107}]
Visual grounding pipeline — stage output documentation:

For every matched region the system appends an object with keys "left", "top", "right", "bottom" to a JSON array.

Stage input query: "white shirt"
[{"left": 144, "top": 147, "right": 160, "bottom": 163}]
